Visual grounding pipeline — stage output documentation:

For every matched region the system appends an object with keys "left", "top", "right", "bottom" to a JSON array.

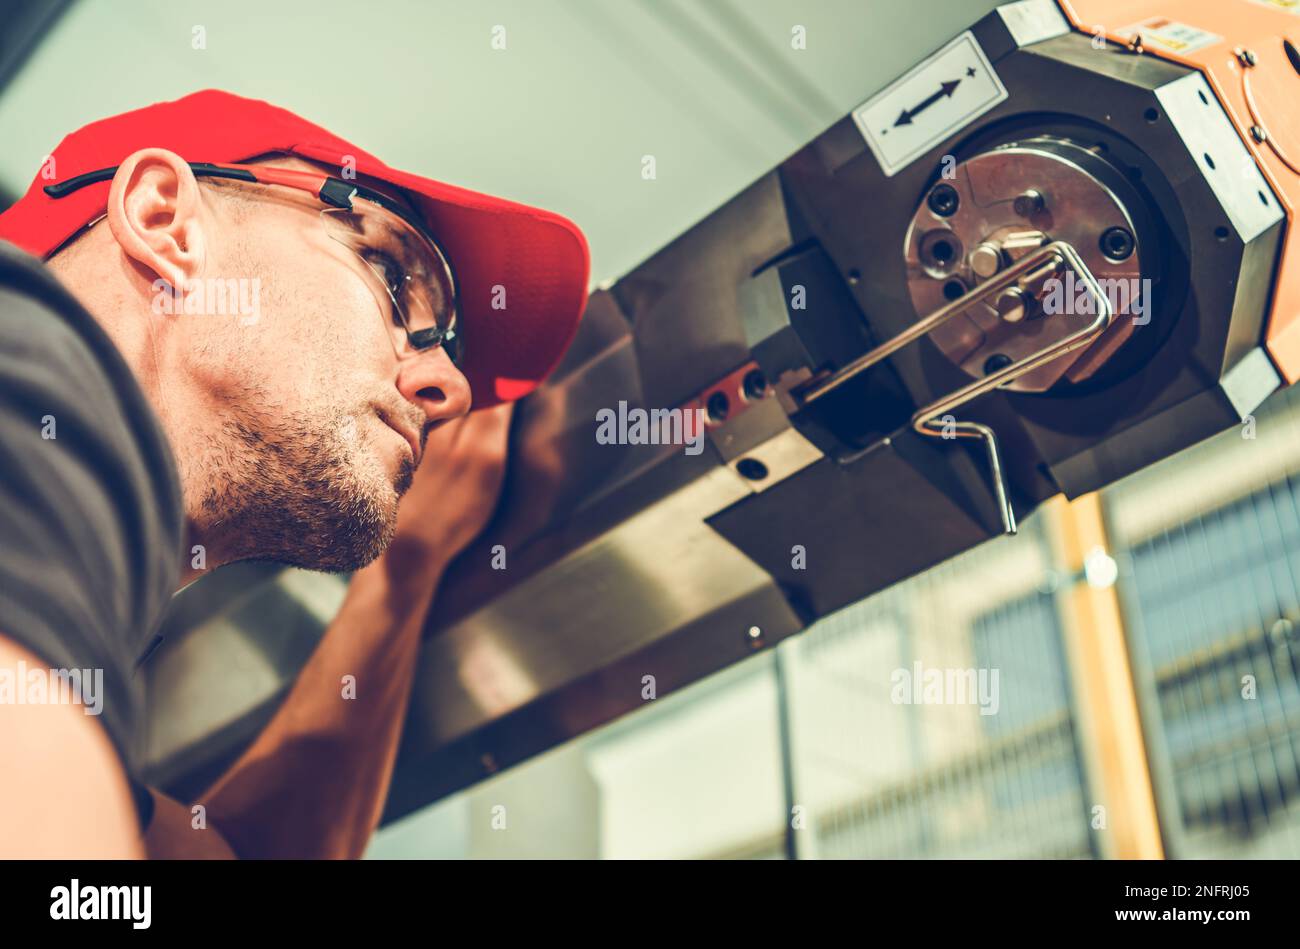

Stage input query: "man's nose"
[{"left": 395, "top": 345, "right": 472, "bottom": 423}]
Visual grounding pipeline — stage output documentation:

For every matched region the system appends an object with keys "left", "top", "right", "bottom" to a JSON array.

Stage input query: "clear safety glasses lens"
[{"left": 320, "top": 200, "right": 460, "bottom": 363}]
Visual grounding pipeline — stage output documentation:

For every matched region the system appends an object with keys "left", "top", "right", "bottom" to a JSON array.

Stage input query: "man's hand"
[{"left": 382, "top": 402, "right": 515, "bottom": 585}]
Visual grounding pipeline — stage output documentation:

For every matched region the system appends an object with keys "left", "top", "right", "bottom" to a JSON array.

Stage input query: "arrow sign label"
[
  {"left": 895, "top": 79, "right": 961, "bottom": 126},
  {"left": 852, "top": 31, "right": 1008, "bottom": 178}
]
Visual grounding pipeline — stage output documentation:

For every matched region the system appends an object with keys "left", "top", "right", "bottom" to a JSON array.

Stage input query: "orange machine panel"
[{"left": 1062, "top": 0, "right": 1300, "bottom": 383}]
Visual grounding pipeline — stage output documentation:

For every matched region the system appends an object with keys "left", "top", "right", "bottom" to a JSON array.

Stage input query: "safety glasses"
[{"left": 45, "top": 161, "right": 461, "bottom": 364}]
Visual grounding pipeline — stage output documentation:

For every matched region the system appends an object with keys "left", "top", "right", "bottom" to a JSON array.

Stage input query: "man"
[{"left": 0, "top": 90, "right": 589, "bottom": 858}]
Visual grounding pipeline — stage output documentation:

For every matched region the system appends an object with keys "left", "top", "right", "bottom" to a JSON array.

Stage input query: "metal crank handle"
[{"left": 799, "top": 241, "right": 1117, "bottom": 535}]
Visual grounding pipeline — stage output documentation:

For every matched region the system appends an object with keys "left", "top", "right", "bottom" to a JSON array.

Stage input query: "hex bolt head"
[
  {"left": 1099, "top": 226, "right": 1135, "bottom": 262},
  {"left": 927, "top": 184, "right": 960, "bottom": 217}
]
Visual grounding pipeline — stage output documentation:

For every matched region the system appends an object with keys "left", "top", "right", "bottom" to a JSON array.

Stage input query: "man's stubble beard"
[{"left": 192, "top": 400, "right": 415, "bottom": 573}]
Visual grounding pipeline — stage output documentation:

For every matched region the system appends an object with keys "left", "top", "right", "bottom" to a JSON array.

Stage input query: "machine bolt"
[
  {"left": 970, "top": 242, "right": 1004, "bottom": 279},
  {"left": 1251, "top": 125, "right": 1269, "bottom": 143},
  {"left": 927, "top": 183, "right": 960, "bottom": 217},
  {"left": 995, "top": 288, "right": 1027, "bottom": 324},
  {"left": 1236, "top": 48, "right": 1258, "bottom": 68},
  {"left": 1013, "top": 189, "right": 1044, "bottom": 217},
  {"left": 983, "top": 353, "right": 1013, "bottom": 375},
  {"left": 1099, "top": 226, "right": 1135, "bottom": 262}
]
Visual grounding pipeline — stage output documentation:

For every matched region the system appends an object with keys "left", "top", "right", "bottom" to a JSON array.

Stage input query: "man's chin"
[
  {"left": 278, "top": 515, "right": 397, "bottom": 574},
  {"left": 229, "top": 486, "right": 401, "bottom": 575},
  {"left": 393, "top": 454, "right": 416, "bottom": 498}
]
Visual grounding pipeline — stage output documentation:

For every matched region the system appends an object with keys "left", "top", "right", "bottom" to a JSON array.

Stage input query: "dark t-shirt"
[{"left": 0, "top": 239, "right": 184, "bottom": 832}]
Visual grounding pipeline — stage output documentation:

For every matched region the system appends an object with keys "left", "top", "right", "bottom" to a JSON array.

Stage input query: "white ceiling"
[{"left": 0, "top": 0, "right": 1004, "bottom": 283}]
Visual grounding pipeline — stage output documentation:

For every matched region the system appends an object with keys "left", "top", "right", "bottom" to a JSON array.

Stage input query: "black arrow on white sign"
[{"left": 894, "top": 79, "right": 961, "bottom": 127}]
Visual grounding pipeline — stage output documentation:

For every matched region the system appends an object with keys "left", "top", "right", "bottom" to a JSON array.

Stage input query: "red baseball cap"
[{"left": 0, "top": 89, "right": 590, "bottom": 409}]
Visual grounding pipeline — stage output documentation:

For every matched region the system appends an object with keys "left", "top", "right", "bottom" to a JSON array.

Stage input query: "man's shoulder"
[
  {"left": 0, "top": 238, "right": 184, "bottom": 816},
  {"left": 0, "top": 239, "right": 126, "bottom": 370},
  {"left": 0, "top": 239, "right": 82, "bottom": 321},
  {"left": 0, "top": 236, "right": 185, "bottom": 626}
]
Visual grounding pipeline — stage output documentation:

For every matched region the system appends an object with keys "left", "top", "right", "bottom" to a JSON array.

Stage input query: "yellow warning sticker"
[
  {"left": 1116, "top": 17, "right": 1223, "bottom": 54},
  {"left": 1247, "top": 0, "right": 1300, "bottom": 13}
]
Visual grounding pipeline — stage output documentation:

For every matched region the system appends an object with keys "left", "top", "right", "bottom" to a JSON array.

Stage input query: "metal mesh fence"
[
  {"left": 787, "top": 515, "right": 1095, "bottom": 858},
  {"left": 1106, "top": 383, "right": 1300, "bottom": 859}
]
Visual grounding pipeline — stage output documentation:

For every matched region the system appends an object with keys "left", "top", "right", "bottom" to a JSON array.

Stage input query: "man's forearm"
[{"left": 194, "top": 550, "right": 448, "bottom": 859}]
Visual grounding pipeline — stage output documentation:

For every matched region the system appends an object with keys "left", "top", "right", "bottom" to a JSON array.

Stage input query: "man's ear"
[{"left": 106, "top": 148, "right": 207, "bottom": 292}]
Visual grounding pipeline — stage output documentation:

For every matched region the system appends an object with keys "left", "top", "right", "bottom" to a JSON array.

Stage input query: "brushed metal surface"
[{"left": 407, "top": 463, "right": 782, "bottom": 747}]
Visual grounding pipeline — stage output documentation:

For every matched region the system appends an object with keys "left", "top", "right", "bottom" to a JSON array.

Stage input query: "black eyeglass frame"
[{"left": 45, "top": 161, "right": 462, "bottom": 362}]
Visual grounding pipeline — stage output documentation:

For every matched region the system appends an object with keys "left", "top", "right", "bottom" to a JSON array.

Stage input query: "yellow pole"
[{"left": 1046, "top": 493, "right": 1164, "bottom": 859}]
